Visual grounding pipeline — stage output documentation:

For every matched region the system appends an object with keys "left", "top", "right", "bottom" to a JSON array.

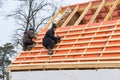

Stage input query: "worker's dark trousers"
[
  {"left": 23, "top": 41, "right": 36, "bottom": 51},
  {"left": 43, "top": 40, "right": 56, "bottom": 55}
]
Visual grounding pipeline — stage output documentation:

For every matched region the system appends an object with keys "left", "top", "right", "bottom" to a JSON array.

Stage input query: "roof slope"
[{"left": 8, "top": 0, "right": 120, "bottom": 71}]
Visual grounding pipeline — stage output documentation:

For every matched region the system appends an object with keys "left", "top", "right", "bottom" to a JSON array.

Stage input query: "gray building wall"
[{"left": 10, "top": 69, "right": 120, "bottom": 80}]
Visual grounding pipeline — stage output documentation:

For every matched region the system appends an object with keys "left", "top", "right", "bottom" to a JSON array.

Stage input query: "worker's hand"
[{"left": 56, "top": 35, "right": 61, "bottom": 41}]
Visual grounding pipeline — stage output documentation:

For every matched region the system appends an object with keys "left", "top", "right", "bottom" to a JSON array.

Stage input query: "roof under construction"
[{"left": 8, "top": 0, "right": 120, "bottom": 71}]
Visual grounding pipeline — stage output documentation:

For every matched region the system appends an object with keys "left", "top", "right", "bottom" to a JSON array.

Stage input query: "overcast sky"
[
  {"left": 0, "top": 0, "right": 19, "bottom": 46},
  {"left": 0, "top": 0, "right": 90, "bottom": 46}
]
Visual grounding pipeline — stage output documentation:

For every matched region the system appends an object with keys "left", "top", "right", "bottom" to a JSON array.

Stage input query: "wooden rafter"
[
  {"left": 78, "top": 1, "right": 120, "bottom": 11},
  {"left": 104, "top": 0, "right": 120, "bottom": 21},
  {"left": 56, "top": 7, "right": 71, "bottom": 27},
  {"left": 109, "top": 5, "right": 112, "bottom": 20},
  {"left": 44, "top": 8, "right": 62, "bottom": 28},
  {"left": 74, "top": 2, "right": 92, "bottom": 25},
  {"left": 62, "top": 5, "right": 79, "bottom": 27},
  {"left": 89, "top": 0, "right": 105, "bottom": 23}
]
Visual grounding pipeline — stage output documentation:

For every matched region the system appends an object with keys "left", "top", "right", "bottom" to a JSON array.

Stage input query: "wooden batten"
[{"left": 8, "top": 0, "right": 120, "bottom": 71}]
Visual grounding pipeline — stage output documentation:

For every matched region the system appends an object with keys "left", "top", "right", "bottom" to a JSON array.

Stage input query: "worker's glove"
[{"left": 56, "top": 36, "right": 61, "bottom": 41}]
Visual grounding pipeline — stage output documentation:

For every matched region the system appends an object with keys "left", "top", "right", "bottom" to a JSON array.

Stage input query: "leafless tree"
[
  {"left": 8, "top": 0, "right": 58, "bottom": 48},
  {"left": 0, "top": 0, "right": 7, "bottom": 7},
  {"left": 0, "top": 0, "right": 3, "bottom": 7}
]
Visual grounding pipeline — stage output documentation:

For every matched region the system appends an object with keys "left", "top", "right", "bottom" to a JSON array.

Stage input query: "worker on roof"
[
  {"left": 22, "top": 28, "right": 36, "bottom": 51},
  {"left": 42, "top": 23, "right": 61, "bottom": 55}
]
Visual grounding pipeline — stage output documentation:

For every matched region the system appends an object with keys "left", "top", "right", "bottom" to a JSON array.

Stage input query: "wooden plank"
[
  {"left": 37, "top": 21, "right": 120, "bottom": 34},
  {"left": 14, "top": 49, "right": 120, "bottom": 59},
  {"left": 13, "top": 50, "right": 120, "bottom": 62},
  {"left": 74, "top": 2, "right": 92, "bottom": 25},
  {"left": 13, "top": 43, "right": 113, "bottom": 52},
  {"left": 61, "top": 5, "right": 79, "bottom": 27},
  {"left": 34, "top": 37, "right": 120, "bottom": 49},
  {"left": 8, "top": 62, "right": 120, "bottom": 71},
  {"left": 13, "top": 49, "right": 120, "bottom": 63},
  {"left": 89, "top": 0, "right": 105, "bottom": 23},
  {"left": 36, "top": 33, "right": 120, "bottom": 45},
  {"left": 36, "top": 27, "right": 118, "bottom": 38},
  {"left": 104, "top": 0, "right": 120, "bottom": 21},
  {"left": 37, "top": 33, "right": 120, "bottom": 43},
  {"left": 12, "top": 57, "right": 120, "bottom": 64}
]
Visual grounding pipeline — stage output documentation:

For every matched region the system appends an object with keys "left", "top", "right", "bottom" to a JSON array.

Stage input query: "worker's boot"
[
  {"left": 23, "top": 47, "right": 27, "bottom": 51},
  {"left": 27, "top": 43, "right": 36, "bottom": 51},
  {"left": 31, "top": 43, "right": 36, "bottom": 47},
  {"left": 48, "top": 48, "right": 53, "bottom": 55},
  {"left": 27, "top": 46, "right": 32, "bottom": 51}
]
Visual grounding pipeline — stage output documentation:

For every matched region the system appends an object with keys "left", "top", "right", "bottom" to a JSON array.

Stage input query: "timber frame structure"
[{"left": 8, "top": 0, "right": 120, "bottom": 71}]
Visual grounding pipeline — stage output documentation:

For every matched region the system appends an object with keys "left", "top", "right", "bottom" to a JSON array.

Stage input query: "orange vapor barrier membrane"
[
  {"left": 8, "top": 0, "right": 120, "bottom": 70},
  {"left": 10, "top": 19, "right": 120, "bottom": 68}
]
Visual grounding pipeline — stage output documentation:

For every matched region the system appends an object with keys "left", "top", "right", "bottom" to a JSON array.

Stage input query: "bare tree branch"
[{"left": 8, "top": 0, "right": 59, "bottom": 49}]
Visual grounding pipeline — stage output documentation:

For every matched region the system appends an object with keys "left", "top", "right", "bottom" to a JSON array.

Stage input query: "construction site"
[{"left": 7, "top": 0, "right": 120, "bottom": 79}]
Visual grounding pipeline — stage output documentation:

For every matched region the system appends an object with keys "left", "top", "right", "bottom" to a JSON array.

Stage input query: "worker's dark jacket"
[
  {"left": 23, "top": 30, "right": 35, "bottom": 44},
  {"left": 42, "top": 28, "right": 58, "bottom": 49}
]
